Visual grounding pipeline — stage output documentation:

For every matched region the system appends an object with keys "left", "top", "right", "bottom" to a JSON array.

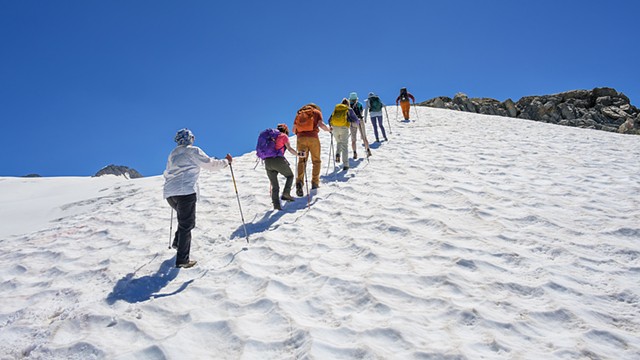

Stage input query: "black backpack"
[
  {"left": 400, "top": 88, "right": 408, "bottom": 101},
  {"left": 350, "top": 101, "right": 363, "bottom": 119}
]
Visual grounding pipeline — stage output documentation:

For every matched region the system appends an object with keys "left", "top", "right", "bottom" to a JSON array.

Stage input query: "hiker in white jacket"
[{"left": 163, "top": 128, "right": 233, "bottom": 268}]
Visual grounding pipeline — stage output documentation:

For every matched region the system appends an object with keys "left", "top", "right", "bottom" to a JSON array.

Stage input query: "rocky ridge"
[
  {"left": 94, "top": 164, "right": 143, "bottom": 179},
  {"left": 419, "top": 87, "right": 639, "bottom": 134}
]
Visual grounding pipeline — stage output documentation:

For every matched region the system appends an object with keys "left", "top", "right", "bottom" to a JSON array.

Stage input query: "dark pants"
[
  {"left": 371, "top": 115, "right": 387, "bottom": 140},
  {"left": 265, "top": 157, "right": 294, "bottom": 206},
  {"left": 167, "top": 193, "right": 197, "bottom": 266}
]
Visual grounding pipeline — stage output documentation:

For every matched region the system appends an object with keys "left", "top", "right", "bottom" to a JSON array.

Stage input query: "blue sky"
[{"left": 1, "top": 0, "right": 638, "bottom": 177}]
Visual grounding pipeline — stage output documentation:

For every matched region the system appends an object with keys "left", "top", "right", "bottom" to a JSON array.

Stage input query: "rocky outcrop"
[
  {"left": 94, "top": 165, "right": 143, "bottom": 179},
  {"left": 419, "top": 87, "right": 639, "bottom": 135}
]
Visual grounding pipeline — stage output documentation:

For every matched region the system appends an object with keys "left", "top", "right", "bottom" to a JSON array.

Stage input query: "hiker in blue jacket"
[{"left": 348, "top": 92, "right": 372, "bottom": 159}]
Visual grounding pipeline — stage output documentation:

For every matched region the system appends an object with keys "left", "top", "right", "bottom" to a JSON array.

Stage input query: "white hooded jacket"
[{"left": 163, "top": 145, "right": 229, "bottom": 199}]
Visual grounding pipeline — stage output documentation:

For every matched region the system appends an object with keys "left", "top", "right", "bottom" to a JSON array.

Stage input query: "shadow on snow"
[
  {"left": 229, "top": 156, "right": 367, "bottom": 240},
  {"left": 106, "top": 256, "right": 192, "bottom": 304}
]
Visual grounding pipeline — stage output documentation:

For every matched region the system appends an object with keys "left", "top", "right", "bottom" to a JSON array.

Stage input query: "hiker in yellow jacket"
[{"left": 329, "top": 98, "right": 360, "bottom": 171}]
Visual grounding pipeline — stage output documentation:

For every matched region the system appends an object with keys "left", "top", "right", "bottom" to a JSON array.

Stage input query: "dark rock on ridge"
[
  {"left": 419, "top": 87, "right": 639, "bottom": 134},
  {"left": 94, "top": 165, "right": 143, "bottom": 179}
]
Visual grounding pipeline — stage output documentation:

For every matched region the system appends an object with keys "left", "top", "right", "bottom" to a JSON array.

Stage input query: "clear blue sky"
[{"left": 1, "top": 0, "right": 638, "bottom": 177}]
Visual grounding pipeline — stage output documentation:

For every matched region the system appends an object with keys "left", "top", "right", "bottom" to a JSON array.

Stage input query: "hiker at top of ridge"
[
  {"left": 292, "top": 103, "right": 331, "bottom": 196},
  {"left": 395, "top": 87, "right": 416, "bottom": 120},
  {"left": 163, "top": 128, "right": 233, "bottom": 269},
  {"left": 348, "top": 92, "right": 372, "bottom": 159},
  {"left": 256, "top": 124, "right": 299, "bottom": 210},
  {"left": 364, "top": 92, "right": 388, "bottom": 142},
  {"left": 329, "top": 98, "right": 360, "bottom": 171}
]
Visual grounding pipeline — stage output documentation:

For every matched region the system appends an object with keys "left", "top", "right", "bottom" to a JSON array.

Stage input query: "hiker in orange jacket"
[
  {"left": 292, "top": 103, "right": 331, "bottom": 196},
  {"left": 395, "top": 87, "right": 416, "bottom": 120}
]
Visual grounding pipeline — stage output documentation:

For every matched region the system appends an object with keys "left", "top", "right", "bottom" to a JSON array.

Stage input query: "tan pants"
[
  {"left": 296, "top": 136, "right": 321, "bottom": 186},
  {"left": 350, "top": 121, "right": 370, "bottom": 153},
  {"left": 333, "top": 126, "right": 349, "bottom": 165},
  {"left": 400, "top": 100, "right": 411, "bottom": 120}
]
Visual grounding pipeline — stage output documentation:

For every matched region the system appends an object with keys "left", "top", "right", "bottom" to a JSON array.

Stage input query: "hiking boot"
[
  {"left": 343, "top": 166, "right": 349, "bottom": 171},
  {"left": 296, "top": 182, "right": 303, "bottom": 197},
  {"left": 384, "top": 137, "right": 388, "bottom": 141},
  {"left": 273, "top": 203, "right": 282, "bottom": 210},
  {"left": 281, "top": 193, "right": 295, "bottom": 201},
  {"left": 336, "top": 153, "right": 340, "bottom": 163},
  {"left": 375, "top": 138, "right": 379, "bottom": 143},
  {"left": 353, "top": 151, "right": 358, "bottom": 160},
  {"left": 367, "top": 149, "right": 372, "bottom": 157},
  {"left": 311, "top": 183, "right": 319, "bottom": 190},
  {"left": 176, "top": 260, "right": 197, "bottom": 268}
]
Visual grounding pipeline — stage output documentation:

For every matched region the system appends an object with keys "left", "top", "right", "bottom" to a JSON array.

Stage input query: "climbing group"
[
  {"left": 258, "top": 88, "right": 417, "bottom": 210},
  {"left": 161, "top": 88, "right": 417, "bottom": 268}
]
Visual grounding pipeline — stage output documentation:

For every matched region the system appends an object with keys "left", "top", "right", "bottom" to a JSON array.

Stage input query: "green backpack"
[{"left": 369, "top": 96, "right": 383, "bottom": 112}]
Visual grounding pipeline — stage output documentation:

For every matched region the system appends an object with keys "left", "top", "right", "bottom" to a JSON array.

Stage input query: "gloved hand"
[{"left": 225, "top": 153, "right": 233, "bottom": 163}]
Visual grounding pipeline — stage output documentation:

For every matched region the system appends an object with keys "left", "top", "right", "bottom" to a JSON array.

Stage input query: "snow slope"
[{"left": 1, "top": 106, "right": 639, "bottom": 359}]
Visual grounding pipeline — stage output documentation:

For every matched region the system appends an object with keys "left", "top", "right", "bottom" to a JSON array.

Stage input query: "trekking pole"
[
  {"left": 326, "top": 133, "right": 334, "bottom": 175},
  {"left": 294, "top": 141, "right": 298, "bottom": 175},
  {"left": 413, "top": 103, "right": 420, "bottom": 121},
  {"left": 395, "top": 105, "right": 399, "bottom": 121},
  {"left": 360, "top": 121, "right": 371, "bottom": 163},
  {"left": 229, "top": 163, "right": 250, "bottom": 245},
  {"left": 303, "top": 157, "right": 311, "bottom": 208},
  {"left": 384, "top": 106, "right": 392, "bottom": 135},
  {"left": 332, "top": 134, "right": 336, "bottom": 170},
  {"left": 168, "top": 208, "right": 174, "bottom": 249}
]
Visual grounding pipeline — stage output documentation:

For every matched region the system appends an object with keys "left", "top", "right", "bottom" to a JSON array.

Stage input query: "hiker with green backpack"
[
  {"left": 364, "top": 92, "right": 388, "bottom": 142},
  {"left": 329, "top": 98, "right": 360, "bottom": 171}
]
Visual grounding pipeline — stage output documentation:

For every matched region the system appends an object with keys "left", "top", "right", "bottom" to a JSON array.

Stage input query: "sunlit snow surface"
[{"left": 1, "top": 107, "right": 639, "bottom": 359}]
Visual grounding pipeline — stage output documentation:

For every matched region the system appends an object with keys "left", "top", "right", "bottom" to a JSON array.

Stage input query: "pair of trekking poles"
[{"left": 394, "top": 103, "right": 420, "bottom": 121}]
